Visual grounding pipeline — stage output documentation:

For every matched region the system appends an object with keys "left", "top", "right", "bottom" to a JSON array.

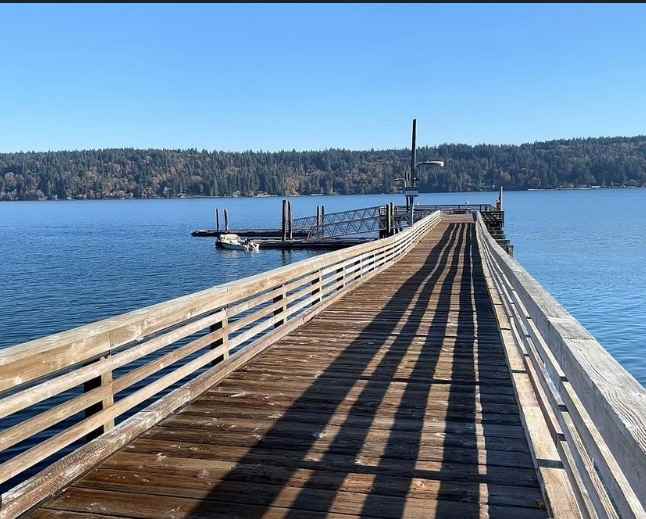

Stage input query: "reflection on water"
[{"left": 1, "top": 189, "right": 644, "bottom": 385}]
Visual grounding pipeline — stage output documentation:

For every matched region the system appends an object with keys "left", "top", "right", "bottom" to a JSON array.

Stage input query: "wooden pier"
[{"left": 1, "top": 211, "right": 644, "bottom": 519}]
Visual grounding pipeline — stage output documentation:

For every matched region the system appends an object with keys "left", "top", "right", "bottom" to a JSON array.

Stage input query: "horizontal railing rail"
[
  {"left": 0, "top": 211, "right": 442, "bottom": 518},
  {"left": 475, "top": 212, "right": 646, "bottom": 519}
]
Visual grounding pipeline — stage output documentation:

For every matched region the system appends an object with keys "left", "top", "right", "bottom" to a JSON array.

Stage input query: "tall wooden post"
[
  {"left": 223, "top": 209, "right": 229, "bottom": 232},
  {"left": 281, "top": 200, "right": 287, "bottom": 241},
  {"left": 393, "top": 203, "right": 398, "bottom": 233},
  {"left": 320, "top": 205, "right": 325, "bottom": 238},
  {"left": 316, "top": 206, "right": 321, "bottom": 236},
  {"left": 287, "top": 201, "right": 293, "bottom": 240},
  {"left": 215, "top": 208, "right": 220, "bottom": 231}
]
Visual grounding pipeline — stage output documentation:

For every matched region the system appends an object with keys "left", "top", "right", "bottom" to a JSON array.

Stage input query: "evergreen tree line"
[{"left": 1, "top": 135, "right": 645, "bottom": 201}]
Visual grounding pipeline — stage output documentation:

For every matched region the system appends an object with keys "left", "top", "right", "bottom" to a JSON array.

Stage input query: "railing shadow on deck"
[
  {"left": 160, "top": 221, "right": 538, "bottom": 517},
  {"left": 181, "top": 221, "right": 459, "bottom": 516}
]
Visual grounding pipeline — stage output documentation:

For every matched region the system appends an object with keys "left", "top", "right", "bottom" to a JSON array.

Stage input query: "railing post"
[
  {"left": 209, "top": 311, "right": 229, "bottom": 365},
  {"left": 83, "top": 353, "right": 114, "bottom": 440},
  {"left": 273, "top": 283, "right": 287, "bottom": 327},
  {"left": 311, "top": 269, "right": 322, "bottom": 306},
  {"left": 336, "top": 264, "right": 345, "bottom": 291}
]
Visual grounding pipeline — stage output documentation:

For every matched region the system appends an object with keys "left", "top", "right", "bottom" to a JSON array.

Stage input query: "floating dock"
[
  {"left": 192, "top": 202, "right": 512, "bottom": 252},
  {"left": 1, "top": 210, "right": 644, "bottom": 519}
]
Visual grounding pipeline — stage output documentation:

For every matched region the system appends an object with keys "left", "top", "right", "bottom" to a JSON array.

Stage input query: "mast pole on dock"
[{"left": 409, "top": 118, "right": 417, "bottom": 225}]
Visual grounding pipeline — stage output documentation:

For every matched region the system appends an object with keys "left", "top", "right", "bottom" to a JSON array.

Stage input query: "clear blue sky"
[{"left": 2, "top": 3, "right": 646, "bottom": 152}]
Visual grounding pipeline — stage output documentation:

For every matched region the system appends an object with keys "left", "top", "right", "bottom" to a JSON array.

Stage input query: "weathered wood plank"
[
  {"left": 123, "top": 438, "right": 541, "bottom": 487},
  {"left": 78, "top": 458, "right": 544, "bottom": 509}
]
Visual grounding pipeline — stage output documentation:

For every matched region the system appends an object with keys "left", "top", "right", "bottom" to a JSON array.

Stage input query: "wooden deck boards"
[{"left": 27, "top": 217, "right": 548, "bottom": 518}]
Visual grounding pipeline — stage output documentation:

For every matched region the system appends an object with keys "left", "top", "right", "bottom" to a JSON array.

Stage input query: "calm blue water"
[{"left": 1, "top": 189, "right": 644, "bottom": 385}]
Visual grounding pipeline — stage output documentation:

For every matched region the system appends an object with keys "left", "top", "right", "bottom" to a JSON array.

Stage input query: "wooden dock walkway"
[
  {"left": 26, "top": 217, "right": 547, "bottom": 518},
  {"left": 2, "top": 210, "right": 644, "bottom": 519}
]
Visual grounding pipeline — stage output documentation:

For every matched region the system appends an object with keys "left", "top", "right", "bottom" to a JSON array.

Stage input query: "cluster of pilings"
[
  {"left": 379, "top": 202, "right": 399, "bottom": 238},
  {"left": 213, "top": 208, "right": 230, "bottom": 233}
]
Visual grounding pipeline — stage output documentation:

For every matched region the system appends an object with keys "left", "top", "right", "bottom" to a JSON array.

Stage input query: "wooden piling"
[
  {"left": 287, "top": 201, "right": 293, "bottom": 240},
  {"left": 281, "top": 200, "right": 287, "bottom": 241},
  {"left": 392, "top": 203, "right": 395, "bottom": 234},
  {"left": 320, "top": 205, "right": 325, "bottom": 238},
  {"left": 316, "top": 206, "right": 321, "bottom": 236},
  {"left": 224, "top": 209, "right": 229, "bottom": 232},
  {"left": 215, "top": 208, "right": 220, "bottom": 232}
]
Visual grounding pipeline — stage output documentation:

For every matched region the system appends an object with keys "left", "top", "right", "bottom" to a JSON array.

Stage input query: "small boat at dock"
[{"left": 216, "top": 233, "right": 260, "bottom": 252}]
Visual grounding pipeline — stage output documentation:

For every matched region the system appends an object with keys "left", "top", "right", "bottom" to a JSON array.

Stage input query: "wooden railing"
[
  {"left": 475, "top": 213, "right": 646, "bottom": 519},
  {"left": 0, "top": 211, "right": 441, "bottom": 518}
]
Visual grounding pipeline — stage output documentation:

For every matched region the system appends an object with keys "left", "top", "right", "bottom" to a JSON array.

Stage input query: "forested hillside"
[{"left": 1, "top": 136, "right": 646, "bottom": 201}]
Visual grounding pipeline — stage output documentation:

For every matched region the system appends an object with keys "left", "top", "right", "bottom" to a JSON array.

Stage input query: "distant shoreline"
[{"left": 1, "top": 185, "right": 644, "bottom": 203}]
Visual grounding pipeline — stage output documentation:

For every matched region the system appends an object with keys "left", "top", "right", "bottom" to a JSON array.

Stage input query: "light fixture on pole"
[{"left": 397, "top": 119, "right": 445, "bottom": 226}]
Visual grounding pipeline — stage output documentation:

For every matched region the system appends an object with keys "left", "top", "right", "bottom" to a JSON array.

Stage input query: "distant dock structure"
[{"left": 192, "top": 200, "right": 512, "bottom": 252}]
